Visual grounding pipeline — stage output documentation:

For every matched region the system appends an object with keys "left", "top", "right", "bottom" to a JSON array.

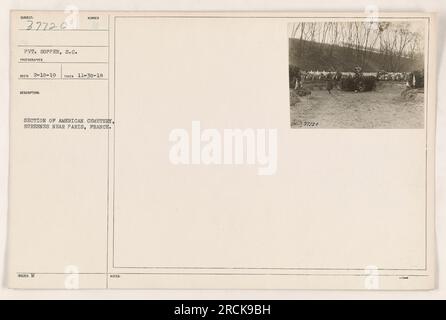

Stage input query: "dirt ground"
[{"left": 290, "top": 82, "right": 424, "bottom": 129}]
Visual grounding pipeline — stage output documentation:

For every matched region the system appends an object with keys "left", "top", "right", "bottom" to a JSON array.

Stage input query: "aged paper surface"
[{"left": 8, "top": 11, "right": 436, "bottom": 289}]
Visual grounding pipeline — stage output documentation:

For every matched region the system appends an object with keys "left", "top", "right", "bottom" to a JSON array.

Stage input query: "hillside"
[{"left": 289, "top": 38, "right": 423, "bottom": 72}]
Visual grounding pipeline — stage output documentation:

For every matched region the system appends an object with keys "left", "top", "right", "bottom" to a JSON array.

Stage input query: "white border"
[{"left": 1, "top": 0, "right": 445, "bottom": 299}]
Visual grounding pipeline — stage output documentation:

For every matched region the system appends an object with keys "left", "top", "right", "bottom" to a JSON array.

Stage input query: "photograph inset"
[{"left": 288, "top": 20, "right": 425, "bottom": 128}]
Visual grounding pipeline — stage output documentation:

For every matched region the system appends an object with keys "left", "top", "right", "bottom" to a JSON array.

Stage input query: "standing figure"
[
  {"left": 353, "top": 65, "right": 363, "bottom": 92},
  {"left": 326, "top": 73, "right": 334, "bottom": 94},
  {"left": 334, "top": 69, "right": 343, "bottom": 89},
  {"left": 294, "top": 67, "right": 302, "bottom": 89}
]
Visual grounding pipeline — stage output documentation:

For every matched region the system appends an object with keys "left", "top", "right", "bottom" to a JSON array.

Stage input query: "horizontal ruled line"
[
  {"left": 18, "top": 45, "right": 109, "bottom": 48},
  {"left": 18, "top": 78, "right": 108, "bottom": 80},
  {"left": 19, "top": 29, "right": 108, "bottom": 32},
  {"left": 15, "top": 271, "right": 430, "bottom": 277},
  {"left": 18, "top": 61, "right": 108, "bottom": 64}
]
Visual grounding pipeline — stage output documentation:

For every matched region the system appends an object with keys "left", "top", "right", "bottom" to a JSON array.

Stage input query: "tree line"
[{"left": 289, "top": 21, "right": 423, "bottom": 72}]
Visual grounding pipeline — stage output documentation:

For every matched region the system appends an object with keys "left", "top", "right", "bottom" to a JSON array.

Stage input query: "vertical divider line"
[
  {"left": 106, "top": 14, "right": 110, "bottom": 289},
  {"left": 112, "top": 16, "right": 116, "bottom": 271}
]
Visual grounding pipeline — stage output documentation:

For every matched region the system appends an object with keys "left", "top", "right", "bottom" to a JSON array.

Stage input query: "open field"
[{"left": 290, "top": 81, "right": 424, "bottom": 129}]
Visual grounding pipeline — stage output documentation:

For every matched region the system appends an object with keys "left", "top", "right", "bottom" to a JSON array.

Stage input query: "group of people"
[
  {"left": 293, "top": 67, "right": 344, "bottom": 93},
  {"left": 295, "top": 68, "right": 411, "bottom": 83},
  {"left": 293, "top": 66, "right": 420, "bottom": 93}
]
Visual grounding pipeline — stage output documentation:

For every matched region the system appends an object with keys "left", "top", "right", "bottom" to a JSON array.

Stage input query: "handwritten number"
[{"left": 25, "top": 20, "right": 33, "bottom": 30}]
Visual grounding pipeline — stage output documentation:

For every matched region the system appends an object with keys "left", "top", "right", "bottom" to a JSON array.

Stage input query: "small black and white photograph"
[{"left": 289, "top": 20, "right": 426, "bottom": 128}]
